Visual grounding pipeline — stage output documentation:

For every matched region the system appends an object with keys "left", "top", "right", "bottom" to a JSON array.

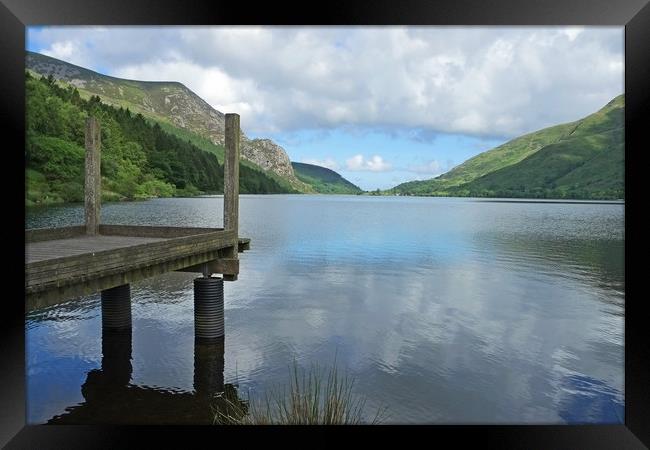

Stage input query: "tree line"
[{"left": 26, "top": 72, "right": 293, "bottom": 206}]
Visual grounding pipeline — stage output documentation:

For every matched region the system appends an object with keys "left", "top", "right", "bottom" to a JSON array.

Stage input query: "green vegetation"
[
  {"left": 214, "top": 360, "right": 386, "bottom": 425},
  {"left": 25, "top": 72, "right": 296, "bottom": 206},
  {"left": 291, "top": 162, "right": 362, "bottom": 195},
  {"left": 27, "top": 51, "right": 313, "bottom": 194},
  {"left": 392, "top": 95, "right": 624, "bottom": 200},
  {"left": 27, "top": 50, "right": 214, "bottom": 136}
]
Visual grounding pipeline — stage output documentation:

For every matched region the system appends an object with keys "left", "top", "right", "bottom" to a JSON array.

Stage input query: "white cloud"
[
  {"left": 27, "top": 26, "right": 623, "bottom": 138},
  {"left": 301, "top": 157, "right": 339, "bottom": 170},
  {"left": 407, "top": 160, "right": 443, "bottom": 175},
  {"left": 113, "top": 59, "right": 267, "bottom": 123},
  {"left": 41, "top": 40, "right": 84, "bottom": 65},
  {"left": 346, "top": 155, "right": 364, "bottom": 170},
  {"left": 345, "top": 154, "right": 392, "bottom": 172},
  {"left": 562, "top": 27, "right": 585, "bottom": 42}
]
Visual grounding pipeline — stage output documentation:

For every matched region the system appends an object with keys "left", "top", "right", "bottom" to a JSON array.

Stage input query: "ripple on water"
[{"left": 26, "top": 196, "right": 624, "bottom": 424}]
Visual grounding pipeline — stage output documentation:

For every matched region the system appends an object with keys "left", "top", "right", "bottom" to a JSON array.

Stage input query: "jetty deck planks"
[{"left": 25, "top": 225, "right": 249, "bottom": 311}]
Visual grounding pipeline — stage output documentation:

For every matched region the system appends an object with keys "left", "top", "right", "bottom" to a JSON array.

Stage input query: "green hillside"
[
  {"left": 291, "top": 162, "right": 362, "bottom": 194},
  {"left": 26, "top": 51, "right": 222, "bottom": 140},
  {"left": 25, "top": 72, "right": 295, "bottom": 206},
  {"left": 26, "top": 51, "right": 311, "bottom": 193},
  {"left": 392, "top": 95, "right": 624, "bottom": 200}
]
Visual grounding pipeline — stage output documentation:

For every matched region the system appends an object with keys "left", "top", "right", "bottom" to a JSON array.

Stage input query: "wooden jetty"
[{"left": 25, "top": 113, "right": 249, "bottom": 341}]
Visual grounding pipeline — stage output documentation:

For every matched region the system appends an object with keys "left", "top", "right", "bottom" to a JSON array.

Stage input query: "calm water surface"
[{"left": 26, "top": 195, "right": 625, "bottom": 424}]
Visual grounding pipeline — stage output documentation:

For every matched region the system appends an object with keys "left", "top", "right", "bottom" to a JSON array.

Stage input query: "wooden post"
[
  {"left": 224, "top": 113, "right": 240, "bottom": 234},
  {"left": 223, "top": 114, "right": 240, "bottom": 281},
  {"left": 85, "top": 116, "right": 101, "bottom": 235}
]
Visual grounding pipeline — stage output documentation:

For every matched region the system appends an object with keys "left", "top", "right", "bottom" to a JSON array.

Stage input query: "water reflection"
[
  {"left": 27, "top": 196, "right": 624, "bottom": 424},
  {"left": 473, "top": 232, "right": 623, "bottom": 284},
  {"left": 556, "top": 373, "right": 624, "bottom": 424},
  {"left": 47, "top": 329, "right": 247, "bottom": 424}
]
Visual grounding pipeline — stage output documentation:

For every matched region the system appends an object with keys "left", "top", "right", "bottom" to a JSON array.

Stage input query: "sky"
[{"left": 26, "top": 26, "right": 623, "bottom": 190}]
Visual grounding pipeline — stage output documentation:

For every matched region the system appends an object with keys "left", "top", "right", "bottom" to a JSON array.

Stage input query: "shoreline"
[{"left": 25, "top": 192, "right": 625, "bottom": 209}]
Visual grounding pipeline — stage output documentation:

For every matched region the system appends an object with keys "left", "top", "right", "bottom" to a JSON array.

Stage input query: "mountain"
[
  {"left": 25, "top": 71, "right": 297, "bottom": 206},
  {"left": 392, "top": 95, "right": 624, "bottom": 200},
  {"left": 291, "top": 162, "right": 362, "bottom": 194},
  {"left": 26, "top": 51, "right": 312, "bottom": 192}
]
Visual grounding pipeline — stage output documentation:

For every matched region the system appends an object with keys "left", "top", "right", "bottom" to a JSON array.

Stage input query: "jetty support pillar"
[{"left": 194, "top": 276, "right": 225, "bottom": 342}]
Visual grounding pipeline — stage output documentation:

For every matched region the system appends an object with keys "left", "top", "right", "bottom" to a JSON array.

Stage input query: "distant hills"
[
  {"left": 291, "top": 162, "right": 362, "bottom": 194},
  {"left": 26, "top": 51, "right": 623, "bottom": 202},
  {"left": 392, "top": 95, "right": 624, "bottom": 200},
  {"left": 26, "top": 51, "right": 364, "bottom": 201}
]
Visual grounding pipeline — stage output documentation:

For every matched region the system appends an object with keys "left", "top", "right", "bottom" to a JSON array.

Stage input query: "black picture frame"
[{"left": 2, "top": 0, "right": 648, "bottom": 447}]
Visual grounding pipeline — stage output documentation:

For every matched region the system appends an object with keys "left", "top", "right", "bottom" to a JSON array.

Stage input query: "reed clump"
[{"left": 213, "top": 360, "right": 387, "bottom": 425}]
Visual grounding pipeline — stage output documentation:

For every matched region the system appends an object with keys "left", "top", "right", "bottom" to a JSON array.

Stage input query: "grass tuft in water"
[{"left": 213, "top": 358, "right": 387, "bottom": 425}]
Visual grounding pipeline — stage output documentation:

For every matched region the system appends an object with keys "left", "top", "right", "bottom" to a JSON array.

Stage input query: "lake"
[{"left": 25, "top": 195, "right": 625, "bottom": 424}]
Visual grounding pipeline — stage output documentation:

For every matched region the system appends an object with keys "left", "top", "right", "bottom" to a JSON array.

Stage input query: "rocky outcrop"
[{"left": 241, "top": 138, "right": 294, "bottom": 179}]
